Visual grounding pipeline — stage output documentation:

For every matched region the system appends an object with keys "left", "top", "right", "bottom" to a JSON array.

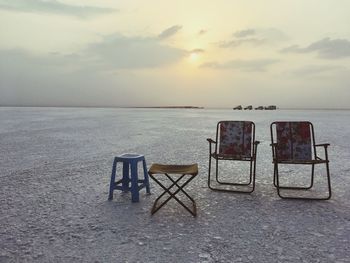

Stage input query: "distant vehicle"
[
  {"left": 233, "top": 105, "right": 242, "bottom": 110},
  {"left": 244, "top": 105, "right": 253, "bottom": 110},
  {"left": 255, "top": 106, "right": 264, "bottom": 110},
  {"left": 265, "top": 105, "right": 277, "bottom": 110}
]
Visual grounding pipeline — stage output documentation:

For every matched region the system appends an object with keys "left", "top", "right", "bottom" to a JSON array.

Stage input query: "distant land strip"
[
  {"left": 0, "top": 105, "right": 204, "bottom": 109},
  {"left": 129, "top": 106, "right": 204, "bottom": 109}
]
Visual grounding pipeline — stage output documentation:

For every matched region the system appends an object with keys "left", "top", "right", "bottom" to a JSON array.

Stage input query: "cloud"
[
  {"left": 0, "top": 33, "right": 187, "bottom": 72},
  {"left": 158, "top": 25, "right": 182, "bottom": 39},
  {"left": 291, "top": 65, "right": 348, "bottom": 76},
  {"left": 0, "top": 34, "right": 187, "bottom": 108},
  {"left": 0, "top": 0, "right": 116, "bottom": 18},
  {"left": 0, "top": 49, "right": 80, "bottom": 71},
  {"left": 85, "top": 34, "right": 186, "bottom": 69},
  {"left": 190, "top": 48, "right": 205, "bottom": 54},
  {"left": 218, "top": 38, "right": 265, "bottom": 48},
  {"left": 219, "top": 28, "right": 287, "bottom": 48},
  {"left": 0, "top": 47, "right": 204, "bottom": 107},
  {"left": 281, "top": 45, "right": 301, "bottom": 53},
  {"left": 233, "top": 29, "right": 255, "bottom": 38},
  {"left": 281, "top": 37, "right": 350, "bottom": 59},
  {"left": 0, "top": 49, "right": 120, "bottom": 107},
  {"left": 259, "top": 28, "right": 288, "bottom": 41},
  {"left": 198, "top": 29, "right": 207, "bottom": 35},
  {"left": 200, "top": 59, "right": 279, "bottom": 71}
]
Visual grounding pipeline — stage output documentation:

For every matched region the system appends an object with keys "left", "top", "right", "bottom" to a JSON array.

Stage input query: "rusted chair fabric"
[
  {"left": 270, "top": 121, "right": 331, "bottom": 200},
  {"left": 207, "top": 121, "right": 259, "bottom": 193}
]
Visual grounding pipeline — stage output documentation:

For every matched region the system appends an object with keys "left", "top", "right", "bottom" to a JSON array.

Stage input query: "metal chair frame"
[
  {"left": 207, "top": 121, "right": 259, "bottom": 193},
  {"left": 270, "top": 121, "right": 331, "bottom": 200}
]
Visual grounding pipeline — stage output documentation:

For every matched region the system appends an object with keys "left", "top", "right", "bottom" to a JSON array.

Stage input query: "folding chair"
[
  {"left": 270, "top": 121, "right": 331, "bottom": 200},
  {"left": 207, "top": 121, "right": 259, "bottom": 193},
  {"left": 148, "top": 163, "right": 198, "bottom": 217}
]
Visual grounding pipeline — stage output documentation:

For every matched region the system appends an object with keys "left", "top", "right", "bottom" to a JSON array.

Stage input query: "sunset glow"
[
  {"left": 189, "top": 52, "right": 200, "bottom": 62},
  {"left": 0, "top": 1, "right": 349, "bottom": 108}
]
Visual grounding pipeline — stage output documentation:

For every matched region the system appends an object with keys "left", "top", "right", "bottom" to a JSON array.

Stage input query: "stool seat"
[
  {"left": 116, "top": 153, "right": 145, "bottom": 161},
  {"left": 148, "top": 163, "right": 198, "bottom": 217},
  {"left": 149, "top": 164, "right": 198, "bottom": 176}
]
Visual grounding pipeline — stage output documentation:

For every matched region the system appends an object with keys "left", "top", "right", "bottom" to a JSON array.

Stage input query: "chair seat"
[
  {"left": 211, "top": 153, "right": 252, "bottom": 161},
  {"left": 148, "top": 163, "right": 198, "bottom": 176},
  {"left": 273, "top": 159, "right": 327, "bottom": 164},
  {"left": 115, "top": 153, "right": 145, "bottom": 162}
]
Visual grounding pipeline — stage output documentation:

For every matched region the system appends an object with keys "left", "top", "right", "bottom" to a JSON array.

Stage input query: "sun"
[{"left": 189, "top": 52, "right": 199, "bottom": 61}]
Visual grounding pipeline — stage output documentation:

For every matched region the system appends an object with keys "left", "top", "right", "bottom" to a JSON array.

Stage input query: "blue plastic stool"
[{"left": 108, "top": 153, "right": 151, "bottom": 202}]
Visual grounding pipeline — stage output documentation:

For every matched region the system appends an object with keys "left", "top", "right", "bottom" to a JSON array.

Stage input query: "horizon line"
[{"left": 0, "top": 105, "right": 350, "bottom": 110}]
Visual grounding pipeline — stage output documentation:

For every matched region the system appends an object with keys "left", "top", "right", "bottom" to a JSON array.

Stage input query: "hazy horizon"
[
  {"left": 1, "top": 0, "right": 350, "bottom": 108},
  {"left": 1, "top": 105, "right": 350, "bottom": 111}
]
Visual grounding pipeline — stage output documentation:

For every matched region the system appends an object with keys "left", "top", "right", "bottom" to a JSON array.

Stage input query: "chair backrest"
[
  {"left": 271, "top": 121, "right": 315, "bottom": 161},
  {"left": 216, "top": 121, "right": 254, "bottom": 158}
]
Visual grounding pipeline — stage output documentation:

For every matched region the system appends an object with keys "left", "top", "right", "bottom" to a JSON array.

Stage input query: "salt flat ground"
[{"left": 0, "top": 107, "right": 349, "bottom": 262}]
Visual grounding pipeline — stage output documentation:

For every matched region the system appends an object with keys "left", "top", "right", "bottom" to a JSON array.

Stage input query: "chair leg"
[
  {"left": 150, "top": 174, "right": 196, "bottom": 216},
  {"left": 166, "top": 174, "right": 195, "bottom": 203},
  {"left": 208, "top": 157, "right": 255, "bottom": 193},
  {"left": 130, "top": 162, "right": 139, "bottom": 203},
  {"left": 207, "top": 155, "right": 212, "bottom": 189},
  {"left": 249, "top": 160, "right": 253, "bottom": 185},
  {"left": 142, "top": 159, "right": 151, "bottom": 194},
  {"left": 276, "top": 162, "right": 331, "bottom": 200},
  {"left": 325, "top": 161, "right": 332, "bottom": 200},
  {"left": 216, "top": 159, "right": 252, "bottom": 186},
  {"left": 122, "top": 162, "right": 130, "bottom": 192},
  {"left": 108, "top": 157, "right": 118, "bottom": 200},
  {"left": 251, "top": 159, "right": 256, "bottom": 192},
  {"left": 273, "top": 162, "right": 277, "bottom": 187},
  {"left": 274, "top": 164, "right": 315, "bottom": 190},
  {"left": 275, "top": 163, "right": 282, "bottom": 197},
  {"left": 215, "top": 158, "right": 219, "bottom": 183},
  {"left": 151, "top": 174, "right": 185, "bottom": 215},
  {"left": 165, "top": 174, "right": 197, "bottom": 216}
]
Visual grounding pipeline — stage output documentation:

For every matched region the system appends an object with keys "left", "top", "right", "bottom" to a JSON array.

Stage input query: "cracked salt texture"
[{"left": 1, "top": 107, "right": 350, "bottom": 262}]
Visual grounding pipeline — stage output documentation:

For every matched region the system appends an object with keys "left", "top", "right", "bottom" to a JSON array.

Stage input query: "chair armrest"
[
  {"left": 315, "top": 143, "right": 330, "bottom": 148},
  {"left": 207, "top": 138, "right": 216, "bottom": 156},
  {"left": 315, "top": 143, "right": 330, "bottom": 161},
  {"left": 207, "top": 138, "right": 216, "bottom": 144}
]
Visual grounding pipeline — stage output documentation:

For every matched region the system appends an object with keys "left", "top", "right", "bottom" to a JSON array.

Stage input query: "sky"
[{"left": 0, "top": 0, "right": 350, "bottom": 108}]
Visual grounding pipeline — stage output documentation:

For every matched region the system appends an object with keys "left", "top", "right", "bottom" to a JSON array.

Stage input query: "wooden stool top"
[{"left": 148, "top": 163, "right": 198, "bottom": 176}]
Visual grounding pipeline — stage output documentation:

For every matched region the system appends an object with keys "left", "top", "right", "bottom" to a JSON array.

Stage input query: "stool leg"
[
  {"left": 130, "top": 162, "right": 140, "bottom": 202},
  {"left": 122, "top": 162, "right": 130, "bottom": 192},
  {"left": 142, "top": 159, "right": 151, "bottom": 194},
  {"left": 108, "top": 158, "right": 117, "bottom": 200}
]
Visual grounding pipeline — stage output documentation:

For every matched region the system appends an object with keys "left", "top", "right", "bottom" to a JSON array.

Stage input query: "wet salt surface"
[{"left": 0, "top": 107, "right": 349, "bottom": 262}]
